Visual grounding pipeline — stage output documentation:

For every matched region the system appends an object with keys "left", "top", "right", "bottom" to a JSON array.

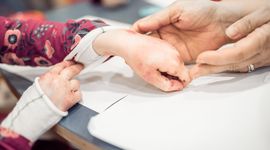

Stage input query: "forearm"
[
  {"left": 0, "top": 78, "right": 68, "bottom": 149},
  {"left": 93, "top": 29, "right": 130, "bottom": 58}
]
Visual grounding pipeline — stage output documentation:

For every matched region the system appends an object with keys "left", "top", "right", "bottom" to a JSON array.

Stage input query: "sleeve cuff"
[
  {"left": 34, "top": 78, "right": 68, "bottom": 116},
  {"left": 1, "top": 78, "right": 67, "bottom": 142},
  {"left": 64, "top": 26, "right": 128, "bottom": 69}
]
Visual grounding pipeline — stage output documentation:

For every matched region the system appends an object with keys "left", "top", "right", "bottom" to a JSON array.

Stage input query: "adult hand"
[
  {"left": 39, "top": 61, "right": 84, "bottom": 111},
  {"left": 93, "top": 29, "right": 190, "bottom": 92},
  {"left": 133, "top": 0, "right": 239, "bottom": 64},
  {"left": 191, "top": 6, "right": 270, "bottom": 78}
]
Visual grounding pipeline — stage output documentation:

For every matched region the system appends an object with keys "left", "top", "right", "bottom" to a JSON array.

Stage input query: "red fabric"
[
  {"left": 0, "top": 16, "right": 107, "bottom": 66},
  {"left": 0, "top": 114, "right": 7, "bottom": 122},
  {"left": 0, "top": 16, "right": 108, "bottom": 150}
]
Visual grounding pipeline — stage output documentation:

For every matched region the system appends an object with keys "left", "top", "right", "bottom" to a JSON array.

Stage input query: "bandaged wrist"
[
  {"left": 1, "top": 78, "right": 67, "bottom": 142},
  {"left": 64, "top": 26, "right": 127, "bottom": 68}
]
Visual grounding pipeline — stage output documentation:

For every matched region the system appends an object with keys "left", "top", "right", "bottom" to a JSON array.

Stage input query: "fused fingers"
[
  {"left": 143, "top": 69, "right": 184, "bottom": 92},
  {"left": 50, "top": 61, "right": 75, "bottom": 74},
  {"left": 60, "top": 63, "right": 84, "bottom": 80},
  {"left": 69, "top": 79, "right": 80, "bottom": 92}
]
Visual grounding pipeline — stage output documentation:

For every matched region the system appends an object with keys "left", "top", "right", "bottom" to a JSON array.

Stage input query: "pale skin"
[
  {"left": 132, "top": 0, "right": 270, "bottom": 80},
  {"left": 38, "top": 30, "right": 190, "bottom": 111},
  {"left": 93, "top": 29, "right": 191, "bottom": 92},
  {"left": 192, "top": 4, "right": 270, "bottom": 78},
  {"left": 39, "top": 61, "right": 84, "bottom": 111},
  {"left": 39, "top": 0, "right": 270, "bottom": 96},
  {"left": 38, "top": 28, "right": 192, "bottom": 108}
]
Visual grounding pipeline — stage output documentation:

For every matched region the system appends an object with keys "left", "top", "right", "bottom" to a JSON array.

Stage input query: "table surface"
[{"left": 0, "top": 1, "right": 155, "bottom": 149}]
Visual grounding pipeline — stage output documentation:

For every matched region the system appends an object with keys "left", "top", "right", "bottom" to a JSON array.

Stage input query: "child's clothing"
[{"left": 0, "top": 16, "right": 110, "bottom": 150}]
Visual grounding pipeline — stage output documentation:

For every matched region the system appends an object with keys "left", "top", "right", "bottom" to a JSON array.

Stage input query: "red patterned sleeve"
[
  {"left": 0, "top": 127, "right": 31, "bottom": 150},
  {"left": 0, "top": 16, "right": 107, "bottom": 66}
]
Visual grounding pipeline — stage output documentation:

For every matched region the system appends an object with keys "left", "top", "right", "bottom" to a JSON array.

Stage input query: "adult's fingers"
[
  {"left": 190, "top": 53, "right": 264, "bottom": 79},
  {"left": 132, "top": 2, "right": 180, "bottom": 33},
  {"left": 196, "top": 23, "right": 269, "bottom": 65},
  {"left": 50, "top": 61, "right": 75, "bottom": 74},
  {"left": 226, "top": 7, "right": 270, "bottom": 39},
  {"left": 60, "top": 63, "right": 84, "bottom": 80}
]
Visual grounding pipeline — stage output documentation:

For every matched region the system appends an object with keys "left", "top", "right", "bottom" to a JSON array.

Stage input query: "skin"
[
  {"left": 93, "top": 29, "right": 191, "bottom": 92},
  {"left": 132, "top": 0, "right": 270, "bottom": 81},
  {"left": 191, "top": 5, "right": 270, "bottom": 78},
  {"left": 39, "top": 61, "right": 84, "bottom": 111},
  {"left": 133, "top": 0, "right": 241, "bottom": 64}
]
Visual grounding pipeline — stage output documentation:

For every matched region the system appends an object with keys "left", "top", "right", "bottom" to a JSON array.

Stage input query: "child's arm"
[
  {"left": 0, "top": 61, "right": 83, "bottom": 150},
  {"left": 0, "top": 16, "right": 190, "bottom": 91},
  {"left": 0, "top": 16, "right": 107, "bottom": 66},
  {"left": 91, "top": 29, "right": 191, "bottom": 91}
]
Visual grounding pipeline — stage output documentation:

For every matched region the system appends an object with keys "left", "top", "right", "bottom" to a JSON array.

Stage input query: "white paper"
[
  {"left": 89, "top": 67, "right": 270, "bottom": 150},
  {"left": 0, "top": 56, "right": 149, "bottom": 113},
  {"left": 77, "top": 56, "right": 150, "bottom": 112}
]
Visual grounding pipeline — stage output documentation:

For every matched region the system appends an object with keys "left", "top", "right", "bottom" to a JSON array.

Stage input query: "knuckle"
[
  {"left": 205, "top": 66, "right": 214, "bottom": 74},
  {"left": 228, "top": 64, "right": 240, "bottom": 72},
  {"left": 141, "top": 70, "right": 153, "bottom": 82},
  {"left": 261, "top": 6, "right": 270, "bottom": 14},
  {"left": 239, "top": 19, "right": 253, "bottom": 33},
  {"left": 42, "top": 72, "right": 53, "bottom": 79},
  {"left": 77, "top": 92, "right": 82, "bottom": 100},
  {"left": 234, "top": 51, "right": 245, "bottom": 61}
]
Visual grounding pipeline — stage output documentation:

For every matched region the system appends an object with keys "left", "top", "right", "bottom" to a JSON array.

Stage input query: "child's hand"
[
  {"left": 93, "top": 29, "right": 190, "bottom": 92},
  {"left": 39, "top": 61, "right": 84, "bottom": 111}
]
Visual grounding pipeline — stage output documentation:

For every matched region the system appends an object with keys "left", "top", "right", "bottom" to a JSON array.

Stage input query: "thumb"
[
  {"left": 226, "top": 7, "right": 270, "bottom": 40},
  {"left": 132, "top": 3, "right": 180, "bottom": 33}
]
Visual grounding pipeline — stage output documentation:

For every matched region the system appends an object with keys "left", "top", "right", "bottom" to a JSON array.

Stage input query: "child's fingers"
[
  {"left": 176, "top": 63, "right": 191, "bottom": 87},
  {"left": 60, "top": 63, "right": 84, "bottom": 80},
  {"left": 70, "top": 79, "right": 80, "bottom": 92},
  {"left": 158, "top": 58, "right": 191, "bottom": 87},
  {"left": 73, "top": 91, "right": 82, "bottom": 103},
  {"left": 50, "top": 61, "right": 75, "bottom": 74},
  {"left": 146, "top": 70, "right": 184, "bottom": 92}
]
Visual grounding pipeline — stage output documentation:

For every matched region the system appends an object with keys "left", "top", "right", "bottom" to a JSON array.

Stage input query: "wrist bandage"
[{"left": 1, "top": 78, "right": 67, "bottom": 142}]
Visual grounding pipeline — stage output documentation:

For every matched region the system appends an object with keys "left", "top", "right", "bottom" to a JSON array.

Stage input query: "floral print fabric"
[
  {"left": 0, "top": 16, "right": 107, "bottom": 150},
  {"left": 0, "top": 16, "right": 107, "bottom": 66}
]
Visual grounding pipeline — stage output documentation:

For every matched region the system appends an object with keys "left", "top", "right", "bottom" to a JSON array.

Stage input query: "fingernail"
[{"left": 226, "top": 27, "right": 239, "bottom": 39}]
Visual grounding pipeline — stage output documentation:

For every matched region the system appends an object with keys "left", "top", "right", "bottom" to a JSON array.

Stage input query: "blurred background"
[{"left": 0, "top": 0, "right": 174, "bottom": 23}]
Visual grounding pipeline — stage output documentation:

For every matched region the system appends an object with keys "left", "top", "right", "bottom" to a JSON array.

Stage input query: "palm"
[{"left": 150, "top": 3, "right": 233, "bottom": 64}]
